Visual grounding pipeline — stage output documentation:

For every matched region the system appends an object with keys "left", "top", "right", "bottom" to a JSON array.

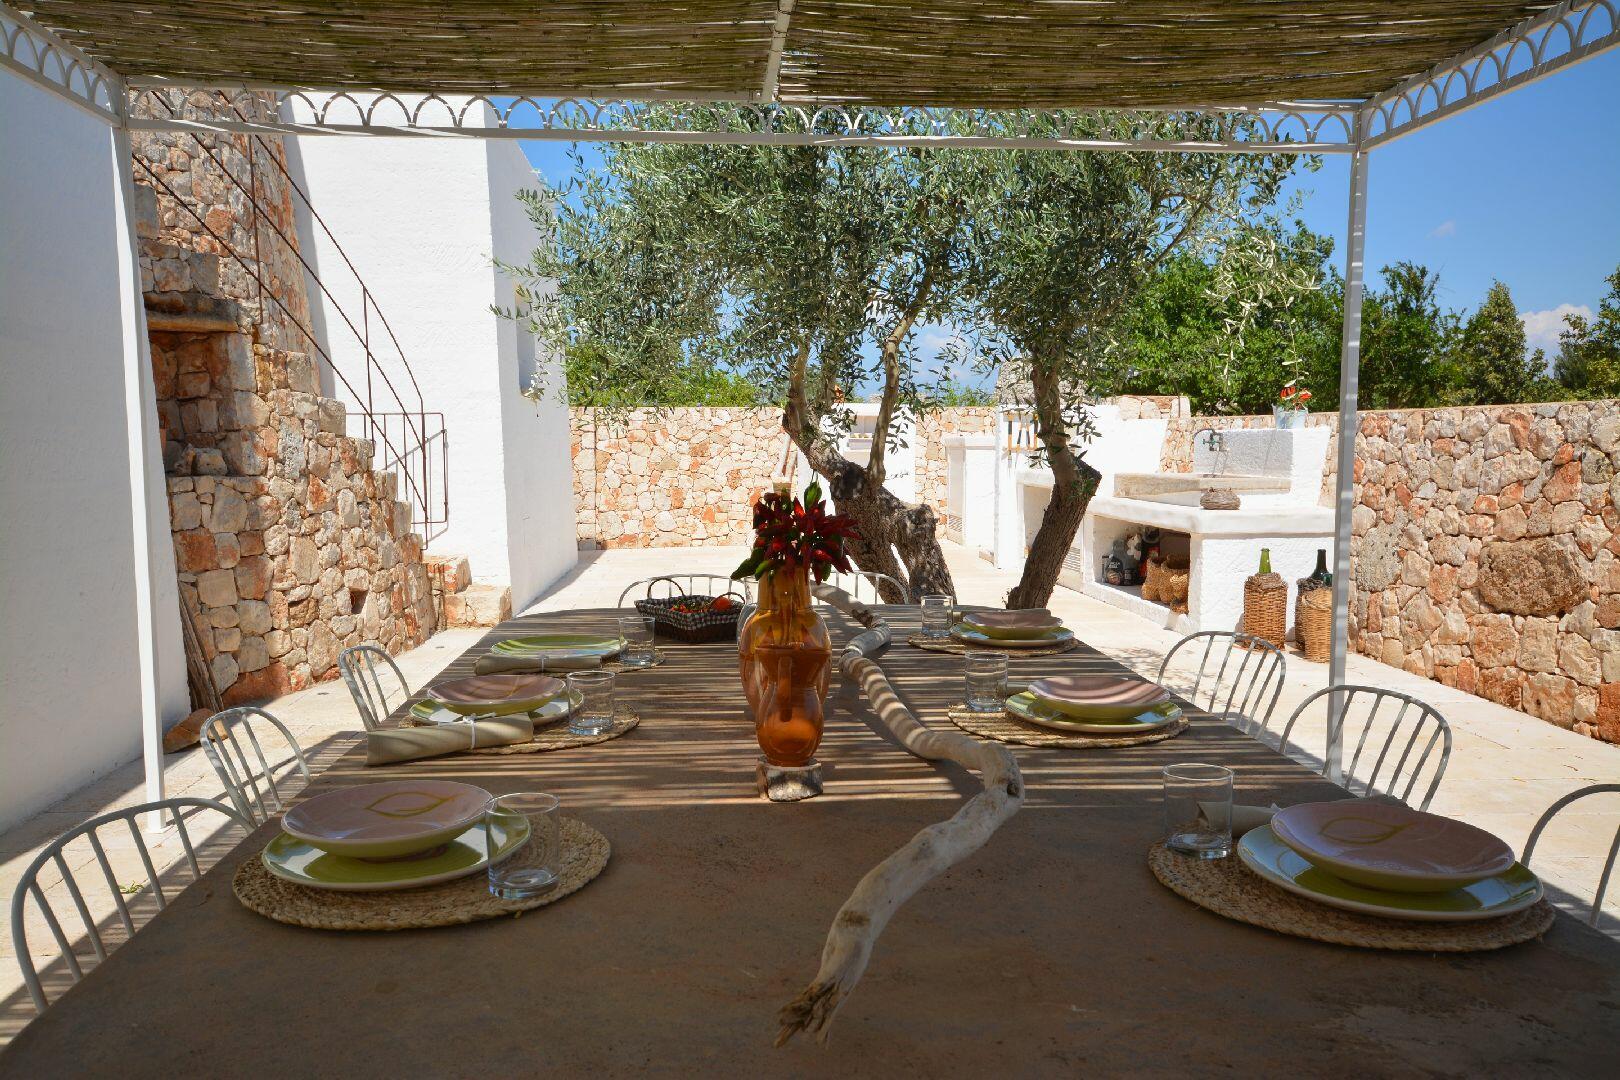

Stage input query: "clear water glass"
[
  {"left": 920, "top": 594, "right": 955, "bottom": 638},
  {"left": 964, "top": 650, "right": 1009, "bottom": 712},
  {"left": 567, "top": 670, "right": 616, "bottom": 735},
  {"left": 618, "top": 615, "right": 656, "bottom": 668},
  {"left": 1163, "top": 763, "right": 1233, "bottom": 859},
  {"left": 487, "top": 792, "right": 560, "bottom": 899}
]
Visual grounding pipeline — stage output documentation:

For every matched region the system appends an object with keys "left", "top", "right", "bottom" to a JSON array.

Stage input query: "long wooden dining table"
[{"left": 4, "top": 606, "right": 1618, "bottom": 1076}]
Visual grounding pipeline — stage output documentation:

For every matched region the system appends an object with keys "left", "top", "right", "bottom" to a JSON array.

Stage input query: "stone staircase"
[{"left": 426, "top": 554, "right": 513, "bottom": 627}]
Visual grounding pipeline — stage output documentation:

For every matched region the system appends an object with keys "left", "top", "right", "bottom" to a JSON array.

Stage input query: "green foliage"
[
  {"left": 1456, "top": 281, "right": 1552, "bottom": 405},
  {"left": 560, "top": 342, "right": 761, "bottom": 407},
  {"left": 1108, "top": 223, "right": 1341, "bottom": 414},
  {"left": 1554, "top": 265, "right": 1620, "bottom": 397},
  {"left": 928, "top": 381, "right": 995, "bottom": 407},
  {"left": 1358, "top": 262, "right": 1463, "bottom": 410}
]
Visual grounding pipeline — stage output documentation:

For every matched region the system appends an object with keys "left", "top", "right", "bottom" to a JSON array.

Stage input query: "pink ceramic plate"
[
  {"left": 1271, "top": 799, "right": 1516, "bottom": 893},
  {"left": 1026, "top": 675, "right": 1170, "bottom": 720},
  {"left": 428, "top": 673, "right": 565, "bottom": 716},
  {"left": 962, "top": 609, "right": 1057, "bottom": 630},
  {"left": 282, "top": 780, "right": 494, "bottom": 859}
]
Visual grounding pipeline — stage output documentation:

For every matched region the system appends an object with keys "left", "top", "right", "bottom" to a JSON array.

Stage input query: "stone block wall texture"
[
  {"left": 573, "top": 407, "right": 997, "bottom": 548},
  {"left": 135, "top": 90, "right": 435, "bottom": 706},
  {"left": 1163, "top": 403, "right": 1620, "bottom": 744}
]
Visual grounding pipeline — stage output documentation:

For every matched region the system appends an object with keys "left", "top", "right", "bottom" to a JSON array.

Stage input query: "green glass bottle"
[
  {"left": 1258, "top": 547, "right": 1272, "bottom": 574},
  {"left": 1310, "top": 548, "right": 1330, "bottom": 586}
]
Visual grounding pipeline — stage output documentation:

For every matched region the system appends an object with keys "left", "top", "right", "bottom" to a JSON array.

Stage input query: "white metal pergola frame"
[{"left": 3, "top": 0, "right": 1617, "bottom": 811}]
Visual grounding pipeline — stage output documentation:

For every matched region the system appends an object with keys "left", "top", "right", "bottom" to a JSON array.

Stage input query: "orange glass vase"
[{"left": 739, "top": 567, "right": 832, "bottom": 767}]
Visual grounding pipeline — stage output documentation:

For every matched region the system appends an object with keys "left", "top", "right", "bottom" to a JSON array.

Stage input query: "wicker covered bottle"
[{"left": 1242, "top": 547, "right": 1289, "bottom": 648}]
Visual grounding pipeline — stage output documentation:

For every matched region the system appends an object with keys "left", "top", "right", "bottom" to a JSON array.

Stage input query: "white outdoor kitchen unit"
[{"left": 946, "top": 403, "right": 1336, "bottom": 635}]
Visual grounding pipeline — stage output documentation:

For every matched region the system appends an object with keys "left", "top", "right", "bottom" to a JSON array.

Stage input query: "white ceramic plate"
[
  {"left": 1237, "top": 824, "right": 1543, "bottom": 922},
  {"left": 951, "top": 626, "right": 1075, "bottom": 649},
  {"left": 411, "top": 690, "right": 582, "bottom": 727},
  {"left": 1004, "top": 691, "right": 1181, "bottom": 734}
]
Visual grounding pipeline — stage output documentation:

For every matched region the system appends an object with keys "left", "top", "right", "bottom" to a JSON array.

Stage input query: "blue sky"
[{"left": 519, "top": 48, "right": 1620, "bottom": 374}]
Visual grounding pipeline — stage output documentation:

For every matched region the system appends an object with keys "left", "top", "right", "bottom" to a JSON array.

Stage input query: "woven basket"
[
  {"left": 1296, "top": 584, "right": 1333, "bottom": 662},
  {"left": 634, "top": 591, "right": 744, "bottom": 643},
  {"left": 1243, "top": 572, "right": 1289, "bottom": 648}
]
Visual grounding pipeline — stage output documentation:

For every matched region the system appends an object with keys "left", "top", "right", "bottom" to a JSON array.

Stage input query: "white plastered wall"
[
  {"left": 285, "top": 99, "right": 577, "bottom": 611},
  {"left": 0, "top": 72, "right": 188, "bottom": 831}
]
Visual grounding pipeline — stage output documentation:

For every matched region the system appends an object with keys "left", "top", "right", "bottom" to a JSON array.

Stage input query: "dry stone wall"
[
  {"left": 1163, "top": 403, "right": 1620, "bottom": 744},
  {"left": 135, "top": 91, "right": 436, "bottom": 706},
  {"left": 574, "top": 407, "right": 994, "bottom": 548}
]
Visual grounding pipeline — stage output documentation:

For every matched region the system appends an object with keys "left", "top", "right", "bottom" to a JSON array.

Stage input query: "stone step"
[
  {"left": 425, "top": 553, "right": 472, "bottom": 594},
  {"left": 443, "top": 583, "right": 511, "bottom": 628}
]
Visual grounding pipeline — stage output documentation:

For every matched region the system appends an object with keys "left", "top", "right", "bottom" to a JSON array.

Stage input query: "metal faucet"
[{"left": 1192, "top": 424, "right": 1224, "bottom": 476}]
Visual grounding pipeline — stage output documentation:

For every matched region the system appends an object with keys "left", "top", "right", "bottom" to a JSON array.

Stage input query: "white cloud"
[
  {"left": 1428, "top": 220, "right": 1456, "bottom": 239},
  {"left": 916, "top": 327, "right": 956, "bottom": 355},
  {"left": 1520, "top": 303, "right": 1593, "bottom": 355}
]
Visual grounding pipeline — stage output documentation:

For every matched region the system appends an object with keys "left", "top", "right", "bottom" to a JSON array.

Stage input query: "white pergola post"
[
  {"left": 111, "top": 125, "right": 169, "bottom": 832},
  {"left": 1326, "top": 117, "right": 1371, "bottom": 785}
]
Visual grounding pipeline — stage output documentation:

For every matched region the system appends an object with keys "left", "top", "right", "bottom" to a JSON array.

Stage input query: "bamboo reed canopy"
[{"left": 19, "top": 1, "right": 1559, "bottom": 107}]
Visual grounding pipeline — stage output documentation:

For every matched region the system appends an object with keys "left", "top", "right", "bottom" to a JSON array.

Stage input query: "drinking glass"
[
  {"left": 920, "top": 594, "right": 955, "bottom": 639},
  {"left": 1163, "top": 763, "right": 1233, "bottom": 859},
  {"left": 618, "top": 615, "right": 656, "bottom": 668},
  {"left": 487, "top": 792, "right": 560, "bottom": 899},
  {"left": 567, "top": 670, "right": 616, "bottom": 736},
  {"left": 964, "top": 650, "right": 1009, "bottom": 712}
]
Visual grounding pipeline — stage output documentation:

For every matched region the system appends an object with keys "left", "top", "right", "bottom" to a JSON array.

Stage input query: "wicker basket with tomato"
[{"left": 633, "top": 578, "right": 748, "bottom": 644}]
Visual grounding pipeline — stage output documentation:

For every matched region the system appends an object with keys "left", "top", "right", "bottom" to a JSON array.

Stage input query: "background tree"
[
  {"left": 1108, "top": 222, "right": 1341, "bottom": 414},
  {"left": 952, "top": 115, "right": 1302, "bottom": 607},
  {"left": 507, "top": 117, "right": 973, "bottom": 599},
  {"left": 1554, "top": 264, "right": 1620, "bottom": 397},
  {"left": 1357, "top": 262, "right": 1462, "bottom": 409},
  {"left": 1456, "top": 280, "right": 1548, "bottom": 404}
]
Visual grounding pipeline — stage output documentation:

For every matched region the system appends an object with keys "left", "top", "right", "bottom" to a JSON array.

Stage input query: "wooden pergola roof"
[{"left": 18, "top": 1, "right": 1560, "bottom": 106}]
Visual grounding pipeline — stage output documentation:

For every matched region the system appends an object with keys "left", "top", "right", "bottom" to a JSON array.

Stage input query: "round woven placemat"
[
  {"left": 908, "top": 635, "right": 1081, "bottom": 657},
  {"left": 234, "top": 817, "right": 610, "bottom": 932},
  {"left": 468, "top": 706, "right": 640, "bottom": 756},
  {"left": 1147, "top": 842, "right": 1556, "bottom": 952},
  {"left": 948, "top": 706, "right": 1188, "bottom": 749}
]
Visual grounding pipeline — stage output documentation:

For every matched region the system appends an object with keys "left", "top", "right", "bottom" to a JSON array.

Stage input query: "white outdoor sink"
[{"left": 1113, "top": 471, "right": 1290, "bottom": 501}]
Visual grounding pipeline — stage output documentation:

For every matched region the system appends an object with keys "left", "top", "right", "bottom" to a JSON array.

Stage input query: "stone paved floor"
[{"left": 3, "top": 542, "right": 1617, "bottom": 1043}]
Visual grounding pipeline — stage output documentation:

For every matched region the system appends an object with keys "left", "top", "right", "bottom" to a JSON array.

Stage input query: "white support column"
[
  {"left": 111, "top": 125, "right": 169, "bottom": 832},
  {"left": 1327, "top": 120, "right": 1371, "bottom": 785}
]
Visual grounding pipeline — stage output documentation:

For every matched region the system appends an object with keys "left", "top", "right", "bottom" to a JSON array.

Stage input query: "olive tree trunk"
[{"left": 1005, "top": 358, "right": 1101, "bottom": 609}]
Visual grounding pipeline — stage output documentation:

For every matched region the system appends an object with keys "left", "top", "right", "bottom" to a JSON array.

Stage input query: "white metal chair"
[
  {"left": 337, "top": 643, "right": 409, "bottom": 731},
  {"left": 199, "top": 706, "right": 311, "bottom": 824},
  {"left": 822, "top": 570, "right": 907, "bottom": 605},
  {"left": 1522, "top": 783, "right": 1620, "bottom": 928},
  {"left": 1277, "top": 685, "right": 1453, "bottom": 811},
  {"left": 10, "top": 797, "right": 252, "bottom": 1013},
  {"left": 1157, "top": 631, "right": 1287, "bottom": 739},
  {"left": 615, "top": 574, "right": 754, "bottom": 607}
]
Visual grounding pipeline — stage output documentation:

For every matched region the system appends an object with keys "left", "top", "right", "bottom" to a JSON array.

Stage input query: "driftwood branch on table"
[{"left": 776, "top": 585, "right": 1025, "bottom": 1046}]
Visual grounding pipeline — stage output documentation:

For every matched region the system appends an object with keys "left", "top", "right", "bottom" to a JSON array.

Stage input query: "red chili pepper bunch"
[{"left": 732, "top": 481, "right": 858, "bottom": 583}]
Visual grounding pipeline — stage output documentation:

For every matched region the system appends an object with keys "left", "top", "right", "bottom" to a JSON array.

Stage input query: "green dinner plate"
[
  {"left": 951, "top": 625, "right": 1075, "bottom": 649},
  {"left": 1237, "top": 824, "right": 1543, "bottom": 922},
  {"left": 1004, "top": 692, "right": 1181, "bottom": 734},
  {"left": 491, "top": 634, "right": 624, "bottom": 659},
  {"left": 410, "top": 690, "right": 582, "bottom": 726},
  {"left": 262, "top": 816, "right": 529, "bottom": 892}
]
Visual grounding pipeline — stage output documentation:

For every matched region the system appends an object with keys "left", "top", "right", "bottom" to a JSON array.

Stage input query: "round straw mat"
[
  {"left": 234, "top": 817, "right": 610, "bottom": 932},
  {"left": 1147, "top": 842, "right": 1556, "bottom": 952},
  {"left": 468, "top": 706, "right": 640, "bottom": 756},
  {"left": 948, "top": 706, "right": 1188, "bottom": 749},
  {"left": 908, "top": 635, "right": 1081, "bottom": 657}
]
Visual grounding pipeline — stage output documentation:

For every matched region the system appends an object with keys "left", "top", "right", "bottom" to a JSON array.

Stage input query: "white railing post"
[
  {"left": 1327, "top": 114, "right": 1371, "bottom": 787},
  {"left": 112, "top": 124, "right": 172, "bottom": 833}
]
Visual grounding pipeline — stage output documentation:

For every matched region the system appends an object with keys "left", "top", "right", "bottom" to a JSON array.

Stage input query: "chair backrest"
[
  {"left": 200, "top": 706, "right": 311, "bottom": 824},
  {"left": 10, "top": 797, "right": 251, "bottom": 1013},
  {"left": 337, "top": 644, "right": 409, "bottom": 731},
  {"left": 1157, "top": 631, "right": 1286, "bottom": 739},
  {"left": 615, "top": 574, "right": 754, "bottom": 607},
  {"left": 1278, "top": 684, "right": 1452, "bottom": 811},
  {"left": 1522, "top": 783, "right": 1620, "bottom": 927},
  {"left": 821, "top": 570, "right": 906, "bottom": 605}
]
